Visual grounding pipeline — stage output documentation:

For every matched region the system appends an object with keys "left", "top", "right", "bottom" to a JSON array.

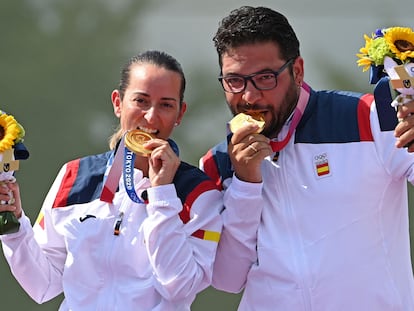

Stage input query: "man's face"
[{"left": 220, "top": 42, "right": 304, "bottom": 139}]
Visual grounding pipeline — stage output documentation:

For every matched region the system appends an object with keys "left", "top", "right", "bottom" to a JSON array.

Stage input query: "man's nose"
[{"left": 242, "top": 80, "right": 262, "bottom": 103}]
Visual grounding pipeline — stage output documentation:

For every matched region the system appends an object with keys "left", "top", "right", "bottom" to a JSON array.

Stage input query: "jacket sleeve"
[
  {"left": 0, "top": 164, "right": 68, "bottom": 303},
  {"left": 369, "top": 100, "right": 414, "bottom": 182},
  {"left": 142, "top": 183, "right": 223, "bottom": 301},
  {"left": 210, "top": 176, "right": 263, "bottom": 293}
]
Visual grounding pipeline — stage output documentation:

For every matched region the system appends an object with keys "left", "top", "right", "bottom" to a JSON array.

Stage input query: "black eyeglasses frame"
[{"left": 218, "top": 58, "right": 295, "bottom": 94}]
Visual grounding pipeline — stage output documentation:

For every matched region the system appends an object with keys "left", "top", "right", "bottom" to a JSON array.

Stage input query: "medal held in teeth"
[
  {"left": 124, "top": 130, "right": 154, "bottom": 156},
  {"left": 229, "top": 112, "right": 265, "bottom": 133}
]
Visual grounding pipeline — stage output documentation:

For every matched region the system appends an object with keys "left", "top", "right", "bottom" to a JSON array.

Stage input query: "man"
[{"left": 200, "top": 6, "right": 414, "bottom": 310}]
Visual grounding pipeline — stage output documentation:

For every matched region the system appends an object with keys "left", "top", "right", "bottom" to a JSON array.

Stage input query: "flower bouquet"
[
  {"left": 357, "top": 27, "right": 414, "bottom": 108},
  {"left": 357, "top": 27, "right": 414, "bottom": 147},
  {"left": 0, "top": 110, "right": 29, "bottom": 234}
]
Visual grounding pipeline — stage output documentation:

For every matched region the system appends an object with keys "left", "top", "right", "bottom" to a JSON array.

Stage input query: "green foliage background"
[{"left": 0, "top": 1, "right": 413, "bottom": 310}]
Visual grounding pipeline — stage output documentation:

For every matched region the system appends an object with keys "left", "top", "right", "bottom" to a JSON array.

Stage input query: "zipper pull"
[{"left": 113, "top": 212, "right": 124, "bottom": 236}]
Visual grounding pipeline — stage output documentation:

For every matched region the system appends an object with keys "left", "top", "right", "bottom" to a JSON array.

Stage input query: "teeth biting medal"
[{"left": 124, "top": 129, "right": 154, "bottom": 156}]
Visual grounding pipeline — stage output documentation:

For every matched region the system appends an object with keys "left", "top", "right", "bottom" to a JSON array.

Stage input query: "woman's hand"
[
  {"left": 144, "top": 139, "right": 180, "bottom": 187},
  {"left": 0, "top": 181, "right": 22, "bottom": 219}
]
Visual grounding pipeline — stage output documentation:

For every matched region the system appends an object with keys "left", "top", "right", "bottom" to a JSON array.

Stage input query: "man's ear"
[{"left": 293, "top": 56, "right": 304, "bottom": 86}]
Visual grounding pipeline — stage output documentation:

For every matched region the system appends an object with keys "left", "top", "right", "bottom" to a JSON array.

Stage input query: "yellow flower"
[
  {"left": 356, "top": 26, "right": 414, "bottom": 72},
  {"left": 357, "top": 34, "right": 374, "bottom": 72},
  {"left": 0, "top": 113, "right": 21, "bottom": 152},
  {"left": 384, "top": 27, "right": 414, "bottom": 61}
]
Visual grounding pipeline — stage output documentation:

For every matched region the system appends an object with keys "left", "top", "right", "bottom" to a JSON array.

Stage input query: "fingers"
[
  {"left": 144, "top": 139, "right": 180, "bottom": 186},
  {"left": 241, "top": 139, "right": 269, "bottom": 158},
  {"left": 231, "top": 124, "right": 270, "bottom": 156},
  {"left": 229, "top": 125, "right": 272, "bottom": 183},
  {"left": 248, "top": 144, "right": 258, "bottom": 153},
  {"left": 231, "top": 123, "right": 268, "bottom": 145},
  {"left": 0, "top": 182, "right": 22, "bottom": 218},
  {"left": 395, "top": 102, "right": 414, "bottom": 150},
  {"left": 145, "top": 139, "right": 179, "bottom": 165},
  {"left": 0, "top": 182, "right": 13, "bottom": 204},
  {"left": 395, "top": 125, "right": 414, "bottom": 149},
  {"left": 406, "top": 142, "right": 414, "bottom": 153},
  {"left": 396, "top": 101, "right": 414, "bottom": 120}
]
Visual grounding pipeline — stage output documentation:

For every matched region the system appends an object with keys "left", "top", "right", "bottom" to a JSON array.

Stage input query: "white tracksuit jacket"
[
  {"left": 1, "top": 150, "right": 223, "bottom": 311},
  {"left": 201, "top": 87, "right": 414, "bottom": 310}
]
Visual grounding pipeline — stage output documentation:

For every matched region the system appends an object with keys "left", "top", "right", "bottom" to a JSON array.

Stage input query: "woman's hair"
[
  {"left": 109, "top": 50, "right": 186, "bottom": 149},
  {"left": 213, "top": 6, "right": 300, "bottom": 67}
]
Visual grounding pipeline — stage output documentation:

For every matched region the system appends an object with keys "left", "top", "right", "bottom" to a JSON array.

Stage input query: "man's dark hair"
[{"left": 213, "top": 6, "right": 300, "bottom": 66}]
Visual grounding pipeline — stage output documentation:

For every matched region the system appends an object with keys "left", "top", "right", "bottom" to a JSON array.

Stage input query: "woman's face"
[{"left": 112, "top": 63, "right": 186, "bottom": 140}]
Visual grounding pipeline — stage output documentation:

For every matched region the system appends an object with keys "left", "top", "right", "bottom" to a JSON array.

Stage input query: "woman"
[{"left": 0, "top": 50, "right": 223, "bottom": 310}]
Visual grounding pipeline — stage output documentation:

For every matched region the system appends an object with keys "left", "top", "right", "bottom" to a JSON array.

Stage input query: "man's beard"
[
  {"left": 228, "top": 80, "right": 300, "bottom": 139},
  {"left": 262, "top": 83, "right": 298, "bottom": 139}
]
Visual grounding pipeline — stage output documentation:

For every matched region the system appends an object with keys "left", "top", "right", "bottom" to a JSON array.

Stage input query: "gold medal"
[
  {"left": 124, "top": 130, "right": 154, "bottom": 156},
  {"left": 229, "top": 112, "right": 265, "bottom": 133}
]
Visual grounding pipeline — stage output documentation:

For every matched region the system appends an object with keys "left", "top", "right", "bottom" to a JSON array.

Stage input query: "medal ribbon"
[
  {"left": 269, "top": 82, "right": 310, "bottom": 152},
  {"left": 100, "top": 134, "right": 143, "bottom": 204},
  {"left": 122, "top": 149, "right": 143, "bottom": 203}
]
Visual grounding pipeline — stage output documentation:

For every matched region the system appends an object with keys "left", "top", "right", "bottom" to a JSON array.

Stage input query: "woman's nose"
[{"left": 143, "top": 106, "right": 156, "bottom": 123}]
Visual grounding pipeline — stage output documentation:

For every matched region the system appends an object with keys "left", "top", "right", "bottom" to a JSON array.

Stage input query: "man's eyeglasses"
[{"left": 218, "top": 58, "right": 295, "bottom": 94}]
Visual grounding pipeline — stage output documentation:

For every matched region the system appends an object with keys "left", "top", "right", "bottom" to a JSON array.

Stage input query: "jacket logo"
[
  {"left": 79, "top": 215, "right": 96, "bottom": 222},
  {"left": 314, "top": 152, "right": 331, "bottom": 178}
]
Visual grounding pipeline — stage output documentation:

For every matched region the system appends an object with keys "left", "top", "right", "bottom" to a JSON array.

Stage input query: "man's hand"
[
  {"left": 229, "top": 123, "right": 272, "bottom": 183},
  {"left": 395, "top": 100, "right": 414, "bottom": 152}
]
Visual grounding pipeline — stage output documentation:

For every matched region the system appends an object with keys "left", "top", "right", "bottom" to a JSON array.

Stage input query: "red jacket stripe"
[
  {"left": 201, "top": 149, "right": 223, "bottom": 190},
  {"left": 179, "top": 180, "right": 218, "bottom": 224},
  {"left": 52, "top": 159, "right": 80, "bottom": 208},
  {"left": 358, "top": 93, "right": 374, "bottom": 141}
]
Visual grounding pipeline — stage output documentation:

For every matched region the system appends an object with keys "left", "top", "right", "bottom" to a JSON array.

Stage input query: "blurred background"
[{"left": 1, "top": 0, "right": 413, "bottom": 310}]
